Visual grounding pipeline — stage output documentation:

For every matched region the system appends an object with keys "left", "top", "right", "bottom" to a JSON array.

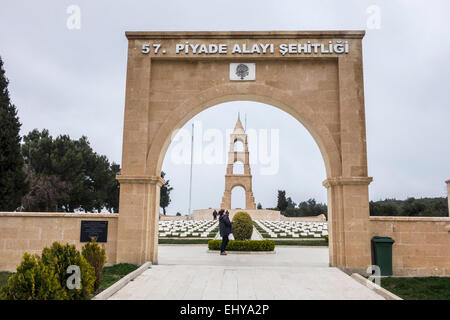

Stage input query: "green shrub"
[
  {"left": 41, "top": 242, "right": 95, "bottom": 300},
  {"left": 232, "top": 211, "right": 253, "bottom": 240},
  {"left": 208, "top": 240, "right": 275, "bottom": 251},
  {"left": 82, "top": 239, "right": 106, "bottom": 291},
  {"left": 324, "top": 235, "right": 329, "bottom": 243},
  {"left": 0, "top": 253, "right": 66, "bottom": 300}
]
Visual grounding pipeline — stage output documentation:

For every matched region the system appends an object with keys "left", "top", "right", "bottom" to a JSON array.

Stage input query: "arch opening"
[
  {"left": 232, "top": 161, "right": 244, "bottom": 175},
  {"left": 159, "top": 100, "right": 328, "bottom": 217},
  {"left": 234, "top": 140, "right": 244, "bottom": 152},
  {"left": 231, "top": 185, "right": 246, "bottom": 210},
  {"left": 151, "top": 85, "right": 342, "bottom": 180}
]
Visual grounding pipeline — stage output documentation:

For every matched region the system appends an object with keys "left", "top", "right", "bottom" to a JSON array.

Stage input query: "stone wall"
[
  {"left": 2, "top": 211, "right": 449, "bottom": 276},
  {"left": 280, "top": 214, "right": 327, "bottom": 222},
  {"left": 0, "top": 212, "right": 118, "bottom": 271},
  {"left": 369, "top": 216, "right": 450, "bottom": 276},
  {"left": 191, "top": 209, "right": 327, "bottom": 222},
  {"left": 159, "top": 214, "right": 187, "bottom": 221}
]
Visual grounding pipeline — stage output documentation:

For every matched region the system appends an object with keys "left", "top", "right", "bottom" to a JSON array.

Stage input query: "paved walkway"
[
  {"left": 109, "top": 245, "right": 384, "bottom": 300},
  {"left": 214, "top": 227, "right": 263, "bottom": 240}
]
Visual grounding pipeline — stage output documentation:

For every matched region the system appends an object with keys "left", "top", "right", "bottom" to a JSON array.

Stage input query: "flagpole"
[{"left": 188, "top": 123, "right": 194, "bottom": 216}]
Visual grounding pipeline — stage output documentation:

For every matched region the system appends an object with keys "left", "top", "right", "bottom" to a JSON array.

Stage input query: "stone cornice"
[
  {"left": 322, "top": 176, "right": 373, "bottom": 188},
  {"left": 126, "top": 30, "right": 366, "bottom": 40},
  {"left": 225, "top": 174, "right": 252, "bottom": 177},
  {"left": 0, "top": 212, "right": 118, "bottom": 218},
  {"left": 370, "top": 216, "right": 450, "bottom": 223},
  {"left": 116, "top": 175, "right": 165, "bottom": 186},
  {"left": 446, "top": 179, "right": 450, "bottom": 184}
]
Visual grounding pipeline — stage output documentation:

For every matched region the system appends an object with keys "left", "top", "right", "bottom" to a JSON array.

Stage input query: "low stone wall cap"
[{"left": 125, "top": 30, "right": 366, "bottom": 40}]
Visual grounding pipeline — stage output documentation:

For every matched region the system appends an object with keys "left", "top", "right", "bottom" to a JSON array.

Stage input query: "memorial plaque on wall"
[{"left": 80, "top": 221, "right": 108, "bottom": 242}]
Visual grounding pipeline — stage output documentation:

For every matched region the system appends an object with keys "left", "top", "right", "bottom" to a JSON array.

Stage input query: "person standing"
[
  {"left": 218, "top": 209, "right": 232, "bottom": 255},
  {"left": 225, "top": 210, "right": 233, "bottom": 234},
  {"left": 212, "top": 209, "right": 218, "bottom": 220}
]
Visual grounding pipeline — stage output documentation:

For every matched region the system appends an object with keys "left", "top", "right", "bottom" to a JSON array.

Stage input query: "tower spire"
[{"left": 234, "top": 114, "right": 245, "bottom": 133}]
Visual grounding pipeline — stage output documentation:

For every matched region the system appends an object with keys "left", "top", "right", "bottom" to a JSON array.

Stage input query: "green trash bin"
[{"left": 371, "top": 236, "right": 395, "bottom": 276}]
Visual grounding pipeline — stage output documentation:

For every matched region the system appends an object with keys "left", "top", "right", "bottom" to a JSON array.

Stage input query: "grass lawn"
[
  {"left": 380, "top": 277, "right": 450, "bottom": 300},
  {"left": 0, "top": 271, "right": 13, "bottom": 289},
  {"left": 159, "top": 239, "right": 211, "bottom": 244},
  {"left": 96, "top": 263, "right": 139, "bottom": 293},
  {"left": 159, "top": 238, "right": 328, "bottom": 246},
  {"left": 274, "top": 240, "right": 328, "bottom": 246}
]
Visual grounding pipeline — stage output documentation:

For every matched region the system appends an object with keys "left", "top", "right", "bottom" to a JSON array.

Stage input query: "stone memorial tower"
[{"left": 220, "top": 115, "right": 256, "bottom": 210}]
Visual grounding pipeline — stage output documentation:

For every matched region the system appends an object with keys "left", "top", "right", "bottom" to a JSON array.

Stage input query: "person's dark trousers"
[{"left": 220, "top": 235, "right": 229, "bottom": 252}]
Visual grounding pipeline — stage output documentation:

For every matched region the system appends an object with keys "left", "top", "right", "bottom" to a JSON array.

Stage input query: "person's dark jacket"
[{"left": 219, "top": 214, "right": 233, "bottom": 237}]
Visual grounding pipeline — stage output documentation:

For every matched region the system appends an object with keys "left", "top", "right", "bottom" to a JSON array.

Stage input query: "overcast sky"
[{"left": 1, "top": 0, "right": 449, "bottom": 214}]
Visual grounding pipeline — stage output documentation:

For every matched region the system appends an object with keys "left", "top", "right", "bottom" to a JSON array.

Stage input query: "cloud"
[{"left": 1, "top": 0, "right": 449, "bottom": 214}]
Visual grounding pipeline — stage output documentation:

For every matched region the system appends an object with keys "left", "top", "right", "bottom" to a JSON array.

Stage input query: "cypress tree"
[{"left": 0, "top": 56, "right": 28, "bottom": 210}]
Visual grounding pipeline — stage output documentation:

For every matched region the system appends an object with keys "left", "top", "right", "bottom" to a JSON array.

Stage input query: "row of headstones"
[
  {"left": 159, "top": 220, "right": 217, "bottom": 231},
  {"left": 259, "top": 221, "right": 328, "bottom": 232},
  {"left": 255, "top": 220, "right": 328, "bottom": 238},
  {"left": 159, "top": 220, "right": 218, "bottom": 238}
]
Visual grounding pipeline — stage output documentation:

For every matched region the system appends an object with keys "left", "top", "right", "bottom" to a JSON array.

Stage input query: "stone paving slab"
[
  {"left": 109, "top": 265, "right": 384, "bottom": 300},
  {"left": 108, "top": 246, "right": 384, "bottom": 300},
  {"left": 158, "top": 244, "right": 329, "bottom": 267}
]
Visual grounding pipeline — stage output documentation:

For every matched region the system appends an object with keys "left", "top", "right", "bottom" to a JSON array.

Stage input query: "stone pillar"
[
  {"left": 115, "top": 175, "right": 164, "bottom": 265},
  {"left": 446, "top": 180, "right": 450, "bottom": 216},
  {"left": 323, "top": 176, "right": 373, "bottom": 274},
  {"left": 220, "top": 191, "right": 231, "bottom": 209},
  {"left": 245, "top": 191, "right": 256, "bottom": 210}
]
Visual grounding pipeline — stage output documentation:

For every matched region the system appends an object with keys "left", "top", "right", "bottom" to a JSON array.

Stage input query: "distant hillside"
[
  {"left": 370, "top": 197, "right": 448, "bottom": 217},
  {"left": 272, "top": 196, "right": 448, "bottom": 218}
]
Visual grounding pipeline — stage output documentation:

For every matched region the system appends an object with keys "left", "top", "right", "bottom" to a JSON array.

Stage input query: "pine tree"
[
  {"left": 160, "top": 171, "right": 173, "bottom": 215},
  {"left": 0, "top": 56, "right": 28, "bottom": 210},
  {"left": 276, "top": 190, "right": 288, "bottom": 212}
]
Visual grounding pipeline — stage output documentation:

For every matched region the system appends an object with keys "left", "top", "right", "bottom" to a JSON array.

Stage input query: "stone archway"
[{"left": 116, "top": 31, "right": 373, "bottom": 274}]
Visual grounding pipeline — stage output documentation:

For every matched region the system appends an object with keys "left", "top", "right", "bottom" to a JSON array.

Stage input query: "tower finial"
[{"left": 245, "top": 113, "right": 247, "bottom": 131}]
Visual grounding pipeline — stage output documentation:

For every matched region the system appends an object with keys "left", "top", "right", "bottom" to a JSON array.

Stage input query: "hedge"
[
  {"left": 1, "top": 242, "right": 95, "bottom": 300},
  {"left": 208, "top": 240, "right": 275, "bottom": 251},
  {"left": 232, "top": 211, "right": 253, "bottom": 240}
]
